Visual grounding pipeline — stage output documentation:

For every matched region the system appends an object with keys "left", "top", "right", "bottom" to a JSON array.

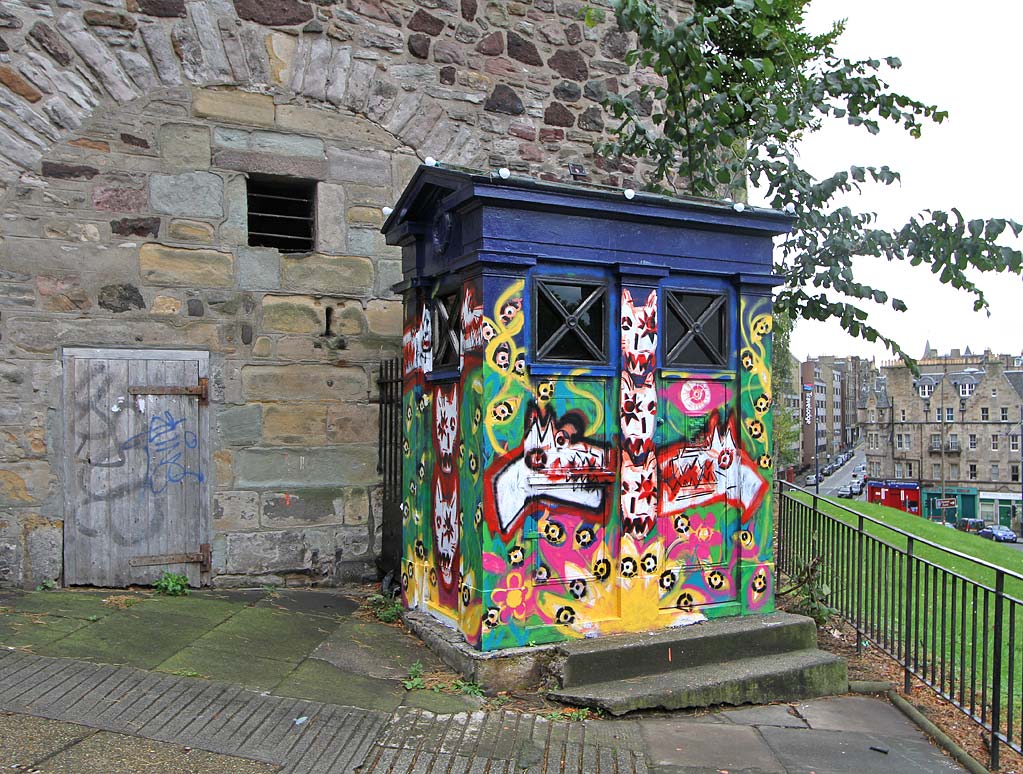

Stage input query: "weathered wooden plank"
[
  {"left": 106, "top": 356, "right": 130, "bottom": 587},
  {"left": 126, "top": 357, "right": 152, "bottom": 585},
  {"left": 63, "top": 347, "right": 210, "bottom": 362}
]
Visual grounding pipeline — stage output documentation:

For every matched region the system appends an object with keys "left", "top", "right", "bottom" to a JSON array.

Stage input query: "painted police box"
[{"left": 382, "top": 166, "right": 791, "bottom": 651}]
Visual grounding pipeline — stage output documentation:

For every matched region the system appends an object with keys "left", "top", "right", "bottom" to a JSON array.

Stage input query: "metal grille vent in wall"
[{"left": 247, "top": 175, "right": 316, "bottom": 252}]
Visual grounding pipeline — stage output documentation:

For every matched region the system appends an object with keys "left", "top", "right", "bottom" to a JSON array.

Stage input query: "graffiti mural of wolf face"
[
  {"left": 621, "top": 289, "right": 657, "bottom": 375},
  {"left": 435, "top": 385, "right": 458, "bottom": 473},
  {"left": 489, "top": 403, "right": 609, "bottom": 535},
  {"left": 433, "top": 480, "right": 459, "bottom": 587}
]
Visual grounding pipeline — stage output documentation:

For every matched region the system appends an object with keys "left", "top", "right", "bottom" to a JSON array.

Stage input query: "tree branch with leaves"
[{"left": 598, "top": 0, "right": 1023, "bottom": 363}]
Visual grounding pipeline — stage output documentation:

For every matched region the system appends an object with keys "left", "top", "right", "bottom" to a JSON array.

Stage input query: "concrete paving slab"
[
  {"left": 311, "top": 619, "right": 446, "bottom": 679},
  {"left": 139, "top": 594, "right": 245, "bottom": 625},
  {"left": 0, "top": 712, "right": 94, "bottom": 767},
  {"left": 156, "top": 644, "right": 299, "bottom": 691},
  {"left": 403, "top": 687, "right": 485, "bottom": 713},
  {"left": 0, "top": 611, "right": 88, "bottom": 648},
  {"left": 638, "top": 719, "right": 785, "bottom": 772},
  {"left": 254, "top": 589, "right": 358, "bottom": 619},
  {"left": 1, "top": 590, "right": 120, "bottom": 620},
  {"left": 192, "top": 607, "right": 338, "bottom": 663},
  {"left": 795, "top": 695, "right": 925, "bottom": 738},
  {"left": 35, "top": 729, "right": 279, "bottom": 773},
  {"left": 195, "top": 589, "right": 268, "bottom": 605},
  {"left": 273, "top": 659, "right": 404, "bottom": 711},
  {"left": 720, "top": 703, "right": 809, "bottom": 728},
  {"left": 759, "top": 726, "right": 963, "bottom": 773},
  {"left": 36, "top": 608, "right": 224, "bottom": 669}
]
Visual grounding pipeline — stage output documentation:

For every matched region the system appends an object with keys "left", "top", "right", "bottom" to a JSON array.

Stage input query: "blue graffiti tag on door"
[{"left": 122, "top": 410, "right": 204, "bottom": 494}]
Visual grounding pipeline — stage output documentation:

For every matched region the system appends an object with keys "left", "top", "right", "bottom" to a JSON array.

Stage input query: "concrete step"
[
  {"left": 553, "top": 612, "right": 818, "bottom": 688},
  {"left": 547, "top": 648, "right": 849, "bottom": 716}
]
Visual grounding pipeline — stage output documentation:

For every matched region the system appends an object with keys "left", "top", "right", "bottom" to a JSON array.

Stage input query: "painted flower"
[
  {"left": 691, "top": 513, "right": 722, "bottom": 563},
  {"left": 490, "top": 569, "right": 534, "bottom": 623}
]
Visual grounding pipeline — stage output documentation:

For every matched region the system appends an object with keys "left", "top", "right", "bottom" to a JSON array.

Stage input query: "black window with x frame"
[
  {"left": 663, "top": 289, "right": 729, "bottom": 368},
  {"left": 432, "top": 290, "right": 460, "bottom": 370},
  {"left": 534, "top": 279, "right": 608, "bottom": 364}
]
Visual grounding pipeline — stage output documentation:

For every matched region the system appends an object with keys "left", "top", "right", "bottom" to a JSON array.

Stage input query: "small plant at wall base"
[
  {"left": 599, "top": 0, "right": 1023, "bottom": 364},
  {"left": 153, "top": 571, "right": 190, "bottom": 596},
  {"left": 367, "top": 593, "right": 403, "bottom": 623},
  {"left": 777, "top": 550, "right": 837, "bottom": 626}
]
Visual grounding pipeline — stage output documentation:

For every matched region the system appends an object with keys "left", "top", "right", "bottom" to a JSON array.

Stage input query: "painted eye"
[
  {"left": 593, "top": 558, "right": 611, "bottom": 581},
  {"left": 555, "top": 606, "right": 576, "bottom": 624}
]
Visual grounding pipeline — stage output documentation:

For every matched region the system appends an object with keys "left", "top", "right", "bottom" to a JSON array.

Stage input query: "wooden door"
[{"left": 63, "top": 348, "right": 210, "bottom": 587}]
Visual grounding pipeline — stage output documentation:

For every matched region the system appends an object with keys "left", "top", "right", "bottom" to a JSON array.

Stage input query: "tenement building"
[
  {"left": 799, "top": 358, "right": 844, "bottom": 471},
  {"left": 0, "top": 0, "right": 665, "bottom": 587},
  {"left": 862, "top": 347, "right": 1023, "bottom": 526}
]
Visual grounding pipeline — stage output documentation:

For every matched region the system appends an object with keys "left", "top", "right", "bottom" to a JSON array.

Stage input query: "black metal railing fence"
[
  {"left": 777, "top": 480, "right": 1023, "bottom": 770},
  {"left": 376, "top": 357, "right": 403, "bottom": 577}
]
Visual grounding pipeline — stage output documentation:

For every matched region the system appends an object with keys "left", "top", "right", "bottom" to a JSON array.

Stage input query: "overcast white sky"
[{"left": 752, "top": 0, "right": 1023, "bottom": 364}]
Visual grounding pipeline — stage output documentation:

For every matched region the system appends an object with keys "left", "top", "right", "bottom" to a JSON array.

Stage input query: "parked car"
[
  {"left": 854, "top": 464, "right": 866, "bottom": 475},
  {"left": 956, "top": 518, "right": 987, "bottom": 533},
  {"left": 837, "top": 485, "right": 854, "bottom": 498},
  {"left": 850, "top": 480, "right": 864, "bottom": 495},
  {"left": 804, "top": 474, "right": 819, "bottom": 486},
  {"left": 978, "top": 525, "right": 1019, "bottom": 543}
]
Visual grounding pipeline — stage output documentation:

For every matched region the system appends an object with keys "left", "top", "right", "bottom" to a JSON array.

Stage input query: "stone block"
[
  {"left": 93, "top": 184, "right": 148, "bottom": 213},
  {"left": 214, "top": 448, "right": 234, "bottom": 487},
  {"left": 315, "top": 183, "right": 347, "bottom": 254},
  {"left": 344, "top": 488, "right": 369, "bottom": 525},
  {"left": 97, "top": 283, "right": 145, "bottom": 313},
  {"left": 348, "top": 206, "right": 384, "bottom": 227},
  {"left": 261, "top": 295, "right": 325, "bottom": 333},
  {"left": 212, "top": 490, "right": 260, "bottom": 532},
  {"left": 213, "top": 149, "right": 327, "bottom": 180},
  {"left": 281, "top": 253, "right": 374, "bottom": 295},
  {"left": 158, "top": 123, "right": 211, "bottom": 169},
  {"left": 168, "top": 218, "right": 215, "bottom": 243},
  {"left": 150, "top": 171, "right": 224, "bottom": 218},
  {"left": 217, "top": 403, "right": 262, "bottom": 446},
  {"left": 326, "top": 402, "right": 379, "bottom": 445},
  {"left": 252, "top": 336, "right": 273, "bottom": 357},
  {"left": 221, "top": 174, "right": 248, "bottom": 244},
  {"left": 111, "top": 216, "right": 160, "bottom": 237},
  {"left": 221, "top": 527, "right": 335, "bottom": 575},
  {"left": 365, "top": 299, "right": 401, "bottom": 336},
  {"left": 250, "top": 130, "right": 324, "bottom": 158},
  {"left": 192, "top": 88, "right": 275, "bottom": 127},
  {"left": 0, "top": 463, "right": 54, "bottom": 506},
  {"left": 140, "top": 243, "right": 234, "bottom": 287},
  {"left": 376, "top": 260, "right": 403, "bottom": 294},
  {"left": 241, "top": 364, "right": 368, "bottom": 402},
  {"left": 235, "top": 445, "right": 379, "bottom": 487},
  {"left": 25, "top": 521, "right": 61, "bottom": 586},
  {"left": 236, "top": 246, "right": 281, "bottom": 291},
  {"left": 347, "top": 228, "right": 391, "bottom": 260},
  {"left": 212, "top": 126, "right": 249, "bottom": 150},
  {"left": 260, "top": 488, "right": 344, "bottom": 528},
  {"left": 278, "top": 105, "right": 399, "bottom": 150},
  {"left": 262, "top": 403, "right": 328, "bottom": 445},
  {"left": 151, "top": 295, "right": 182, "bottom": 315}
]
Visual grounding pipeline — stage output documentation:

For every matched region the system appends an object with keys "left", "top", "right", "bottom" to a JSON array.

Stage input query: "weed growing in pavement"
[
  {"left": 367, "top": 593, "right": 403, "bottom": 623},
  {"left": 35, "top": 579, "right": 57, "bottom": 591},
  {"left": 153, "top": 571, "right": 190, "bottom": 596},
  {"left": 453, "top": 679, "right": 484, "bottom": 697},
  {"left": 403, "top": 660, "right": 426, "bottom": 691}
]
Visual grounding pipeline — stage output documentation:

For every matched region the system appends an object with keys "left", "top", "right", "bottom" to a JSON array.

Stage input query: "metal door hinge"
[
  {"left": 128, "top": 377, "right": 209, "bottom": 405},
  {"left": 130, "top": 543, "right": 211, "bottom": 572}
]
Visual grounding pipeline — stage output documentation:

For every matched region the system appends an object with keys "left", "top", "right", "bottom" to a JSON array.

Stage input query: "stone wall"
[{"left": 0, "top": 0, "right": 669, "bottom": 587}]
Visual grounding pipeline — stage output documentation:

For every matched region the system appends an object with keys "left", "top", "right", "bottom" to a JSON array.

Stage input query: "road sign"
[{"left": 935, "top": 497, "right": 957, "bottom": 509}]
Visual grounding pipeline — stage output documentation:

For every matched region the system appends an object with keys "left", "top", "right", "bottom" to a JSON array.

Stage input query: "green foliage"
[
  {"left": 367, "top": 593, "right": 403, "bottom": 623},
  {"left": 770, "top": 312, "right": 800, "bottom": 469},
  {"left": 403, "top": 659, "right": 426, "bottom": 691},
  {"left": 34, "top": 579, "right": 57, "bottom": 592},
  {"left": 453, "top": 679, "right": 484, "bottom": 697},
  {"left": 153, "top": 571, "right": 189, "bottom": 596},
  {"left": 777, "top": 542, "right": 837, "bottom": 626},
  {"left": 602, "top": 0, "right": 1023, "bottom": 361}
]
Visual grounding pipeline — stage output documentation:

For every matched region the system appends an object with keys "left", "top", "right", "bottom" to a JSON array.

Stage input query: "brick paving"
[{"left": 0, "top": 649, "right": 646, "bottom": 773}]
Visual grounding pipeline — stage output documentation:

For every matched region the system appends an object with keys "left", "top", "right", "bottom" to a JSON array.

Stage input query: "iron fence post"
[
  {"left": 904, "top": 536, "right": 915, "bottom": 694},
  {"left": 991, "top": 569, "right": 1005, "bottom": 771},
  {"left": 856, "top": 512, "right": 864, "bottom": 655}
]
